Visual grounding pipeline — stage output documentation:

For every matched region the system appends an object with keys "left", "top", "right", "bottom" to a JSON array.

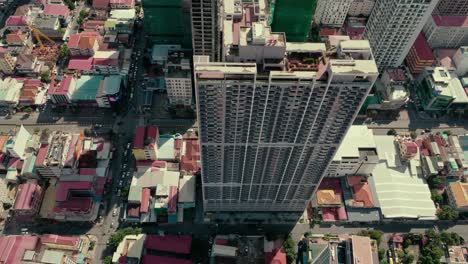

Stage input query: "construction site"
[{"left": 29, "top": 23, "right": 61, "bottom": 63}]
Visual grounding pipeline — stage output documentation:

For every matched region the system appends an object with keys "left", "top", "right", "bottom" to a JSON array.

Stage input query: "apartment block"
[
  {"left": 364, "top": 0, "right": 439, "bottom": 70},
  {"left": 315, "top": 0, "right": 353, "bottom": 27},
  {"left": 434, "top": 0, "right": 468, "bottom": 16},
  {"left": 423, "top": 15, "right": 468, "bottom": 49},
  {"left": 195, "top": 5, "right": 378, "bottom": 211},
  {"left": 191, "top": 0, "right": 217, "bottom": 60},
  {"left": 447, "top": 182, "right": 468, "bottom": 212},
  {"left": 405, "top": 33, "right": 435, "bottom": 76},
  {"left": 348, "top": 0, "right": 375, "bottom": 17}
]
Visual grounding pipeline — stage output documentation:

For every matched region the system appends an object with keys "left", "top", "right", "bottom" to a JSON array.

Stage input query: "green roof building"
[
  {"left": 270, "top": 0, "right": 316, "bottom": 42},
  {"left": 142, "top": 0, "right": 192, "bottom": 47}
]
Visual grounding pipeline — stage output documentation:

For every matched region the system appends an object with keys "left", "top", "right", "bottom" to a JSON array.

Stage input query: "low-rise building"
[
  {"left": 112, "top": 234, "right": 146, "bottom": 264},
  {"left": 346, "top": 235, "right": 378, "bottom": 264},
  {"left": 447, "top": 182, "right": 468, "bottom": 212},
  {"left": 445, "top": 246, "right": 468, "bottom": 264},
  {"left": 32, "top": 16, "right": 62, "bottom": 40},
  {"left": 110, "top": 0, "right": 134, "bottom": 9},
  {"left": 95, "top": 75, "right": 123, "bottom": 108},
  {"left": 93, "top": 0, "right": 110, "bottom": 9},
  {"left": 324, "top": 126, "right": 378, "bottom": 178},
  {"left": 453, "top": 46, "right": 468, "bottom": 76},
  {"left": 0, "top": 48, "right": 17, "bottom": 75},
  {"left": 0, "top": 77, "right": 22, "bottom": 108},
  {"left": 67, "top": 32, "right": 101, "bottom": 57},
  {"left": 416, "top": 67, "right": 468, "bottom": 112},
  {"left": 42, "top": 4, "right": 71, "bottom": 23},
  {"left": 11, "top": 181, "right": 43, "bottom": 221},
  {"left": 93, "top": 50, "right": 120, "bottom": 74},
  {"left": 133, "top": 126, "right": 158, "bottom": 161},
  {"left": 370, "top": 69, "right": 409, "bottom": 111},
  {"left": 15, "top": 54, "right": 42, "bottom": 76},
  {"left": 4, "top": 16, "right": 29, "bottom": 31},
  {"left": 47, "top": 75, "right": 77, "bottom": 104}
]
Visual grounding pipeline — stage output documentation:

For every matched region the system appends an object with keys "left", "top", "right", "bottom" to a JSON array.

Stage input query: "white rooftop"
[
  {"left": 371, "top": 162, "right": 436, "bottom": 219},
  {"left": 109, "top": 9, "right": 136, "bottom": 20},
  {"left": 178, "top": 176, "right": 195, "bottom": 203},
  {"left": 286, "top": 42, "right": 326, "bottom": 53},
  {"left": 333, "top": 125, "right": 376, "bottom": 161}
]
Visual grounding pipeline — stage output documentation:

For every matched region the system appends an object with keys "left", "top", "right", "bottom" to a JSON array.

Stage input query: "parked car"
[{"left": 112, "top": 208, "right": 118, "bottom": 216}]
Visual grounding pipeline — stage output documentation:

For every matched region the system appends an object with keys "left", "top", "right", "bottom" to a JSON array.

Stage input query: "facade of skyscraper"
[
  {"left": 142, "top": 0, "right": 192, "bottom": 47},
  {"left": 434, "top": 0, "right": 468, "bottom": 16},
  {"left": 364, "top": 0, "right": 439, "bottom": 70},
  {"left": 270, "top": 0, "right": 316, "bottom": 42},
  {"left": 194, "top": 4, "right": 378, "bottom": 211},
  {"left": 191, "top": 0, "right": 217, "bottom": 60},
  {"left": 315, "top": 0, "right": 354, "bottom": 27}
]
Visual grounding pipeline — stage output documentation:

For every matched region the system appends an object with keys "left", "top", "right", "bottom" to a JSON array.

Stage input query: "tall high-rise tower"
[
  {"left": 191, "top": 0, "right": 217, "bottom": 60},
  {"left": 315, "top": 0, "right": 354, "bottom": 27},
  {"left": 194, "top": 3, "right": 378, "bottom": 212},
  {"left": 270, "top": 0, "right": 316, "bottom": 42},
  {"left": 364, "top": 0, "right": 439, "bottom": 70}
]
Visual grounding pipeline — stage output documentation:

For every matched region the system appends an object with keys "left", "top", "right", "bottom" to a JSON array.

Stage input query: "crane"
[{"left": 28, "top": 24, "right": 55, "bottom": 49}]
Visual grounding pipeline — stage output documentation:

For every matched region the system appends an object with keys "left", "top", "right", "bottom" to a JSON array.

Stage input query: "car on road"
[
  {"left": 119, "top": 180, "right": 123, "bottom": 186},
  {"left": 112, "top": 208, "right": 118, "bottom": 216},
  {"left": 110, "top": 221, "right": 114, "bottom": 228},
  {"left": 123, "top": 150, "right": 128, "bottom": 156},
  {"left": 122, "top": 163, "right": 127, "bottom": 170}
]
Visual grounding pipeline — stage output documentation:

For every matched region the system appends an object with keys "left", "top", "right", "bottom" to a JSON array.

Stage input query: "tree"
[
  {"left": 387, "top": 129, "right": 397, "bottom": 136},
  {"left": 443, "top": 130, "right": 452, "bottom": 136},
  {"left": 304, "top": 232, "right": 311, "bottom": 238},
  {"left": 358, "top": 230, "right": 383, "bottom": 245},
  {"left": 431, "top": 189, "right": 443, "bottom": 204},
  {"left": 400, "top": 252, "right": 415, "bottom": 264},
  {"left": 427, "top": 175, "right": 443, "bottom": 189},
  {"left": 437, "top": 205, "right": 459, "bottom": 220},
  {"left": 104, "top": 256, "right": 112, "bottom": 264},
  {"left": 59, "top": 45, "right": 70, "bottom": 58},
  {"left": 440, "top": 232, "right": 462, "bottom": 246},
  {"left": 108, "top": 227, "right": 142, "bottom": 250},
  {"left": 121, "top": 186, "right": 130, "bottom": 198},
  {"left": 378, "top": 248, "right": 386, "bottom": 261},
  {"left": 83, "top": 128, "right": 93, "bottom": 137},
  {"left": 135, "top": 5, "right": 141, "bottom": 14},
  {"left": 282, "top": 235, "right": 296, "bottom": 264},
  {"left": 403, "top": 238, "right": 412, "bottom": 249},
  {"left": 40, "top": 71, "right": 50, "bottom": 84},
  {"left": 23, "top": 107, "right": 33, "bottom": 113},
  {"left": 410, "top": 131, "right": 417, "bottom": 139},
  {"left": 63, "top": 0, "right": 75, "bottom": 10},
  {"left": 379, "top": 261, "right": 389, "bottom": 264}
]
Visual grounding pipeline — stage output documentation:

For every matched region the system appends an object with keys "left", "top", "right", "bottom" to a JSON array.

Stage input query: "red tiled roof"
[
  {"left": 48, "top": 75, "right": 74, "bottom": 95},
  {"left": 5, "top": 16, "right": 27, "bottom": 26},
  {"left": 215, "top": 238, "right": 229, "bottom": 245},
  {"left": 133, "top": 126, "right": 145, "bottom": 148},
  {"left": 54, "top": 197, "right": 92, "bottom": 212},
  {"left": 140, "top": 188, "right": 150, "bottom": 213},
  {"left": 432, "top": 15, "right": 468, "bottom": 27},
  {"left": 8, "top": 158, "right": 20, "bottom": 169},
  {"left": 56, "top": 181, "right": 92, "bottom": 202},
  {"left": 353, "top": 184, "right": 374, "bottom": 207},
  {"left": 5, "top": 31, "right": 26, "bottom": 44},
  {"left": 41, "top": 234, "right": 79, "bottom": 247},
  {"left": 145, "top": 235, "right": 192, "bottom": 254},
  {"left": 35, "top": 144, "right": 49, "bottom": 166},
  {"left": 13, "top": 183, "right": 41, "bottom": 210},
  {"left": 322, "top": 207, "right": 348, "bottom": 221},
  {"left": 142, "top": 255, "right": 192, "bottom": 264},
  {"left": 82, "top": 20, "right": 105, "bottom": 28},
  {"left": 265, "top": 249, "right": 287, "bottom": 264},
  {"left": 43, "top": 4, "right": 70, "bottom": 18},
  {"left": 0, "top": 235, "right": 38, "bottom": 264},
  {"left": 67, "top": 32, "right": 100, "bottom": 49},
  {"left": 412, "top": 33, "right": 434, "bottom": 61},
  {"left": 168, "top": 186, "right": 178, "bottom": 214},
  {"left": 93, "top": 0, "right": 110, "bottom": 8},
  {"left": 110, "top": 0, "right": 133, "bottom": 5},
  {"left": 68, "top": 57, "right": 93, "bottom": 71},
  {"left": 180, "top": 139, "right": 200, "bottom": 172}
]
